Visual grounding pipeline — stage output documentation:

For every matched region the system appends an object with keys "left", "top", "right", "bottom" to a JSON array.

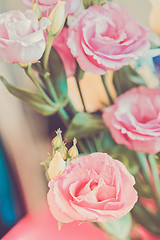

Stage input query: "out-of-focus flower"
[
  {"left": 67, "top": 71, "right": 116, "bottom": 112},
  {"left": 32, "top": 2, "right": 42, "bottom": 19},
  {"left": 51, "top": 27, "right": 76, "bottom": 77},
  {"left": 0, "top": 10, "right": 50, "bottom": 64},
  {"left": 153, "top": 50, "right": 160, "bottom": 81},
  {"left": 103, "top": 86, "right": 160, "bottom": 153},
  {"left": 139, "top": 198, "right": 157, "bottom": 213},
  {"left": 149, "top": 0, "right": 160, "bottom": 35},
  {"left": 131, "top": 225, "right": 160, "bottom": 240},
  {"left": 22, "top": 0, "right": 81, "bottom": 15},
  {"left": 48, "top": 152, "right": 137, "bottom": 223},
  {"left": 67, "top": 2, "right": 150, "bottom": 74},
  {"left": 130, "top": 48, "right": 160, "bottom": 88}
]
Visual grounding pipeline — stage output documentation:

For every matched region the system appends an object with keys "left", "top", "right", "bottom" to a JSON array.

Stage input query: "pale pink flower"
[
  {"left": 67, "top": 2, "right": 150, "bottom": 74},
  {"left": 103, "top": 86, "right": 160, "bottom": 153},
  {"left": 149, "top": 0, "right": 160, "bottom": 36},
  {"left": 0, "top": 10, "right": 51, "bottom": 64},
  {"left": 47, "top": 152, "right": 137, "bottom": 223},
  {"left": 22, "top": 0, "right": 81, "bottom": 15},
  {"left": 51, "top": 27, "right": 76, "bottom": 77}
]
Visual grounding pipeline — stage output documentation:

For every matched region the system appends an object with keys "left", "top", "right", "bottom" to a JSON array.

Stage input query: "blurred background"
[{"left": 0, "top": 0, "right": 152, "bottom": 238}]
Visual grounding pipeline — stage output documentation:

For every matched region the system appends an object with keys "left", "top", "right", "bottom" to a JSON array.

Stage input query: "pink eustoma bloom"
[
  {"left": 103, "top": 86, "right": 160, "bottom": 153},
  {"left": 67, "top": 2, "right": 150, "bottom": 74},
  {"left": 0, "top": 10, "right": 51, "bottom": 64},
  {"left": 48, "top": 152, "right": 137, "bottom": 223},
  {"left": 52, "top": 27, "right": 76, "bottom": 77},
  {"left": 22, "top": 0, "right": 81, "bottom": 15}
]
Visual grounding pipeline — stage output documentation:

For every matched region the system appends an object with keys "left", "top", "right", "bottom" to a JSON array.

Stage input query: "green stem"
[
  {"left": 26, "top": 64, "right": 94, "bottom": 154},
  {"left": 44, "top": 73, "right": 73, "bottom": 126},
  {"left": 26, "top": 65, "right": 70, "bottom": 126},
  {"left": 62, "top": 99, "right": 89, "bottom": 154},
  {"left": 44, "top": 72, "right": 59, "bottom": 103},
  {"left": 78, "top": 140, "right": 90, "bottom": 153},
  {"left": 132, "top": 202, "right": 160, "bottom": 235},
  {"left": 58, "top": 108, "right": 70, "bottom": 126},
  {"left": 93, "top": 135, "right": 103, "bottom": 152},
  {"left": 26, "top": 65, "right": 56, "bottom": 107},
  {"left": 115, "top": 71, "right": 122, "bottom": 96},
  {"left": 101, "top": 74, "right": 114, "bottom": 105},
  {"left": 136, "top": 152, "right": 160, "bottom": 210},
  {"left": 43, "top": 34, "right": 54, "bottom": 70},
  {"left": 75, "top": 78, "right": 87, "bottom": 112},
  {"left": 136, "top": 152, "right": 151, "bottom": 183},
  {"left": 148, "top": 154, "right": 160, "bottom": 204},
  {"left": 86, "top": 138, "right": 95, "bottom": 153}
]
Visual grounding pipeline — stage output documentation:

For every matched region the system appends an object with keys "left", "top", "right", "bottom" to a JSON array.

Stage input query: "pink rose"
[
  {"left": 67, "top": 2, "right": 150, "bottom": 74},
  {"left": 22, "top": 0, "right": 81, "bottom": 15},
  {"left": 52, "top": 27, "right": 76, "bottom": 77},
  {"left": 103, "top": 86, "right": 160, "bottom": 153},
  {"left": 47, "top": 152, "right": 137, "bottom": 223},
  {"left": 0, "top": 10, "right": 51, "bottom": 64}
]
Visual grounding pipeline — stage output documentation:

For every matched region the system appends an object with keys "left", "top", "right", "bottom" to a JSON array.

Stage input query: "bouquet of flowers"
[{"left": 1, "top": 0, "right": 160, "bottom": 239}]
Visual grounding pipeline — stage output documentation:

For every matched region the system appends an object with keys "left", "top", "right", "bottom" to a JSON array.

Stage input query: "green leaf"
[
  {"left": 99, "top": 213, "right": 132, "bottom": 240},
  {"left": 98, "top": 131, "right": 140, "bottom": 175},
  {"left": 148, "top": 154, "right": 160, "bottom": 202},
  {"left": 47, "top": 48, "right": 68, "bottom": 101},
  {"left": 0, "top": 75, "right": 57, "bottom": 116},
  {"left": 99, "top": 130, "right": 117, "bottom": 154},
  {"left": 134, "top": 175, "right": 152, "bottom": 198},
  {"left": 65, "top": 112, "right": 106, "bottom": 140},
  {"left": 113, "top": 65, "right": 146, "bottom": 96},
  {"left": 132, "top": 203, "right": 160, "bottom": 235},
  {"left": 75, "top": 63, "right": 84, "bottom": 82},
  {"left": 32, "top": 61, "right": 44, "bottom": 75},
  {"left": 110, "top": 146, "right": 140, "bottom": 176}
]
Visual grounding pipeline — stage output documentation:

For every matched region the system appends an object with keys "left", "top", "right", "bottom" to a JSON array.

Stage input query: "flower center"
[
  {"left": 90, "top": 180, "right": 98, "bottom": 191},
  {"left": 90, "top": 184, "right": 97, "bottom": 191}
]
